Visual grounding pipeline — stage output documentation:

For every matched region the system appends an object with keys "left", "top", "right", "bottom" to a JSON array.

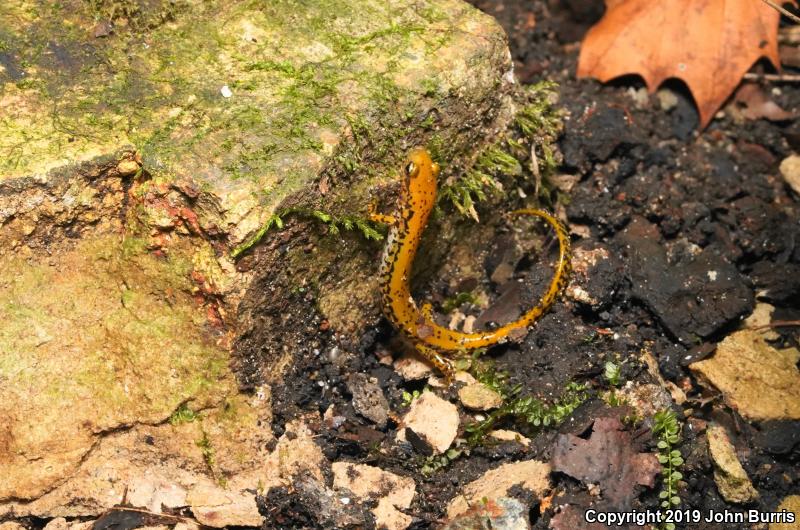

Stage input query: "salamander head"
[{"left": 404, "top": 147, "right": 439, "bottom": 206}]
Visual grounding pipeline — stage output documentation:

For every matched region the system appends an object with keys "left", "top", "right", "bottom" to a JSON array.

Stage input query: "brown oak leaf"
[
  {"left": 578, "top": 0, "right": 787, "bottom": 127},
  {"left": 552, "top": 416, "right": 660, "bottom": 509}
]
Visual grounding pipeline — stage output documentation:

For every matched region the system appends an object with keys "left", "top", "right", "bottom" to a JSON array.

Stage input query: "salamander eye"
[{"left": 405, "top": 162, "right": 417, "bottom": 177}]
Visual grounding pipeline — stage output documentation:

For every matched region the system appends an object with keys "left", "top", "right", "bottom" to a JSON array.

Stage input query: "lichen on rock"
[{"left": 0, "top": 0, "right": 518, "bottom": 517}]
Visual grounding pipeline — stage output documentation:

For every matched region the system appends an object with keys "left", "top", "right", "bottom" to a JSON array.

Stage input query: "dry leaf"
[
  {"left": 578, "top": 0, "right": 787, "bottom": 127},
  {"left": 552, "top": 417, "right": 660, "bottom": 509},
  {"left": 733, "top": 83, "right": 794, "bottom": 121}
]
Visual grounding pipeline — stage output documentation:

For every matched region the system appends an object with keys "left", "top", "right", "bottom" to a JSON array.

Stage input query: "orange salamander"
[{"left": 372, "top": 147, "right": 572, "bottom": 379}]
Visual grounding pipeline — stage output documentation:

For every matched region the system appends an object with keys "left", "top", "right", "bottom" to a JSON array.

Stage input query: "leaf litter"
[{"left": 552, "top": 416, "right": 661, "bottom": 509}]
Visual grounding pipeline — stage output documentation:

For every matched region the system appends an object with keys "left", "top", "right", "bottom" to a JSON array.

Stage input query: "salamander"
[{"left": 372, "top": 147, "right": 572, "bottom": 379}]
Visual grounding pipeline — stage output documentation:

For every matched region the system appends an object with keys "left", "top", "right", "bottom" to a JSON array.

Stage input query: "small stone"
[
  {"left": 347, "top": 374, "right": 389, "bottom": 428},
  {"left": 771, "top": 495, "right": 800, "bottom": 530},
  {"left": 442, "top": 496, "right": 529, "bottom": 530},
  {"left": 446, "top": 460, "right": 551, "bottom": 519},
  {"left": 220, "top": 85, "right": 233, "bottom": 98},
  {"left": 454, "top": 371, "right": 476, "bottom": 384},
  {"left": 394, "top": 354, "right": 433, "bottom": 380},
  {"left": 43, "top": 518, "right": 68, "bottom": 530},
  {"left": 627, "top": 86, "right": 649, "bottom": 109},
  {"left": 116, "top": 159, "right": 140, "bottom": 176},
  {"left": 462, "top": 315, "right": 476, "bottom": 334},
  {"left": 779, "top": 154, "right": 800, "bottom": 195},
  {"left": 92, "top": 20, "right": 113, "bottom": 38},
  {"left": 458, "top": 382, "right": 503, "bottom": 411},
  {"left": 640, "top": 350, "right": 686, "bottom": 405},
  {"left": 616, "top": 382, "right": 673, "bottom": 418},
  {"left": 489, "top": 429, "right": 530, "bottom": 447},
  {"left": 272, "top": 420, "right": 327, "bottom": 482},
  {"left": 656, "top": 88, "right": 679, "bottom": 111},
  {"left": 0, "top": 523, "right": 27, "bottom": 530},
  {"left": 332, "top": 462, "right": 415, "bottom": 530},
  {"left": 707, "top": 424, "right": 759, "bottom": 504},
  {"left": 691, "top": 330, "right": 800, "bottom": 421},
  {"left": 127, "top": 477, "right": 188, "bottom": 513},
  {"left": 398, "top": 391, "right": 459, "bottom": 454},
  {"left": 549, "top": 173, "right": 580, "bottom": 193},
  {"left": 188, "top": 484, "right": 263, "bottom": 528}
]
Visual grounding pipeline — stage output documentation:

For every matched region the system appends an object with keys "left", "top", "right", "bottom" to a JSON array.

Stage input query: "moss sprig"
[
  {"left": 653, "top": 409, "right": 683, "bottom": 530},
  {"left": 464, "top": 380, "right": 589, "bottom": 446},
  {"left": 231, "top": 207, "right": 384, "bottom": 258},
  {"left": 604, "top": 361, "right": 622, "bottom": 387},
  {"left": 169, "top": 402, "right": 198, "bottom": 425},
  {"left": 231, "top": 212, "right": 286, "bottom": 258},
  {"left": 441, "top": 291, "right": 480, "bottom": 313},
  {"left": 438, "top": 80, "right": 563, "bottom": 221},
  {"left": 310, "top": 210, "right": 384, "bottom": 240},
  {"left": 418, "top": 360, "right": 587, "bottom": 476}
]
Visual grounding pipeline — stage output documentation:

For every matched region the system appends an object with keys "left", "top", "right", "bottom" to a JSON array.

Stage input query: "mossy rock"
[
  {"left": 0, "top": 0, "right": 514, "bottom": 507},
  {"left": 1, "top": 0, "right": 511, "bottom": 246}
]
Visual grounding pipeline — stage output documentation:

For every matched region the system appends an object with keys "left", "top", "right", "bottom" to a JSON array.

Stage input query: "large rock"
[
  {"left": 616, "top": 217, "right": 754, "bottom": 345},
  {"left": 771, "top": 495, "right": 800, "bottom": 530},
  {"left": 332, "top": 462, "right": 416, "bottom": 530},
  {"left": 446, "top": 460, "right": 551, "bottom": 519},
  {"left": 0, "top": 236, "right": 234, "bottom": 501},
  {"left": 691, "top": 330, "right": 800, "bottom": 421},
  {"left": 399, "top": 390, "right": 460, "bottom": 454},
  {"left": 0, "top": 391, "right": 274, "bottom": 518},
  {"left": 706, "top": 424, "right": 759, "bottom": 504},
  {"left": 0, "top": 0, "right": 513, "bottom": 512}
]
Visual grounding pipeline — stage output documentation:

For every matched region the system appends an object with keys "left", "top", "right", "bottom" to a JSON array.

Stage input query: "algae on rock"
[{"left": 1, "top": 0, "right": 517, "bottom": 516}]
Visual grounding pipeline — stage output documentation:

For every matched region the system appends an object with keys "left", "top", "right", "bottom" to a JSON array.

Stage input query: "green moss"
[
  {"left": 0, "top": 0, "right": 453, "bottom": 188},
  {"left": 86, "top": 0, "right": 187, "bottom": 29},
  {"left": 169, "top": 402, "right": 199, "bottom": 424},
  {"left": 464, "top": 378, "right": 589, "bottom": 446},
  {"left": 438, "top": 81, "right": 563, "bottom": 220},
  {"left": 231, "top": 206, "right": 385, "bottom": 259},
  {"left": 196, "top": 429, "right": 217, "bottom": 474},
  {"left": 441, "top": 291, "right": 479, "bottom": 313},
  {"left": 654, "top": 408, "right": 684, "bottom": 527},
  {"left": 420, "top": 363, "right": 589, "bottom": 476},
  {"left": 120, "top": 236, "right": 148, "bottom": 258}
]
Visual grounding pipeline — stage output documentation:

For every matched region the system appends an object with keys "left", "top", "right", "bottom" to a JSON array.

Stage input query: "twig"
[
  {"left": 743, "top": 72, "right": 800, "bottom": 82},
  {"left": 530, "top": 142, "right": 541, "bottom": 196},
  {"left": 752, "top": 319, "right": 800, "bottom": 330},
  {"left": 760, "top": 0, "right": 800, "bottom": 25}
]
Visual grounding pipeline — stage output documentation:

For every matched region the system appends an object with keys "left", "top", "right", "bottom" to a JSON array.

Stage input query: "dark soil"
[{"left": 248, "top": 1, "right": 800, "bottom": 528}]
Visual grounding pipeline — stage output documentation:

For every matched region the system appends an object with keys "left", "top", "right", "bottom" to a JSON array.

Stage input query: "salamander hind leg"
[
  {"left": 421, "top": 302, "right": 435, "bottom": 322},
  {"left": 414, "top": 343, "right": 455, "bottom": 383}
]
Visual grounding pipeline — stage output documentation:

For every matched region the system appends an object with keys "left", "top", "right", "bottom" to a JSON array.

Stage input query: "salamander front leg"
[
  {"left": 415, "top": 343, "right": 455, "bottom": 383},
  {"left": 368, "top": 203, "right": 397, "bottom": 226}
]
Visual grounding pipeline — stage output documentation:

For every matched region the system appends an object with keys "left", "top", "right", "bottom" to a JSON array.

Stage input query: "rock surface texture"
[
  {"left": 446, "top": 460, "right": 551, "bottom": 519},
  {"left": 0, "top": 0, "right": 513, "bottom": 518},
  {"left": 691, "top": 330, "right": 800, "bottom": 421},
  {"left": 706, "top": 424, "right": 760, "bottom": 504}
]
